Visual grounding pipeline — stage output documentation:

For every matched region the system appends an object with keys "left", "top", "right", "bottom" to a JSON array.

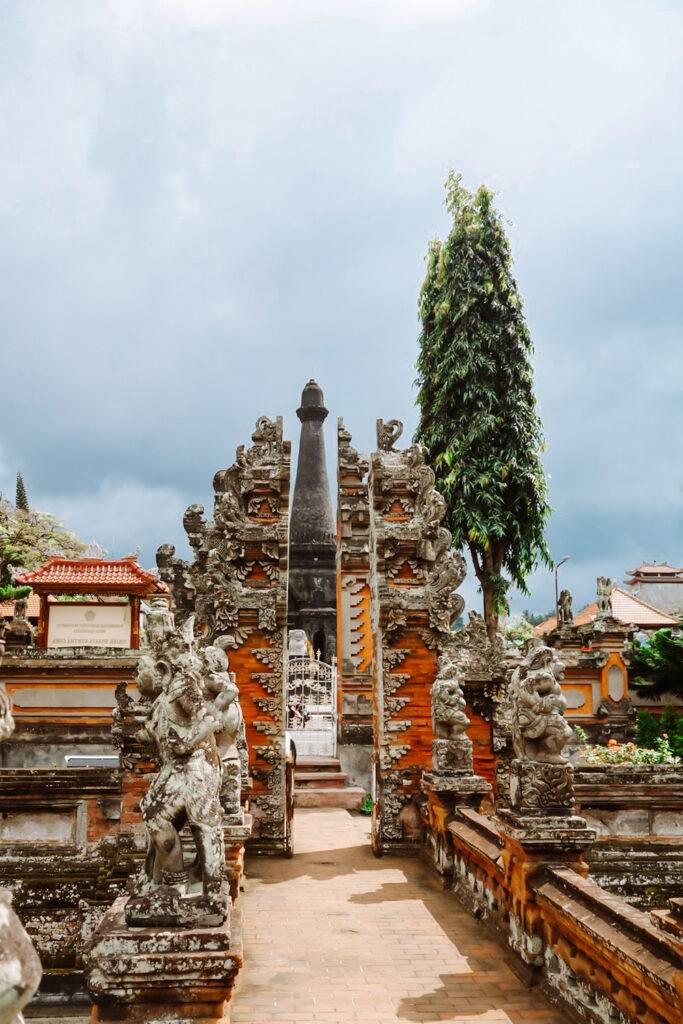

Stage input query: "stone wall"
[
  {"left": 574, "top": 763, "right": 683, "bottom": 908},
  {"left": 441, "top": 808, "right": 682, "bottom": 1024}
]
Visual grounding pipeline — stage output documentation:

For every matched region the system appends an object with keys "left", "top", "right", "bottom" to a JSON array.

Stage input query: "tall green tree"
[
  {"left": 15, "top": 472, "right": 29, "bottom": 511},
  {"left": 415, "top": 172, "right": 551, "bottom": 639}
]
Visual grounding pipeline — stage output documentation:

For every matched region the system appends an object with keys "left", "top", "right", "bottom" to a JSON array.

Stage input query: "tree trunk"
[{"left": 469, "top": 541, "right": 504, "bottom": 643}]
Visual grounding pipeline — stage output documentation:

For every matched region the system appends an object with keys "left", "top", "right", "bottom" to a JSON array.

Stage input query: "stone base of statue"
[
  {"left": 508, "top": 758, "right": 575, "bottom": 817},
  {"left": 431, "top": 737, "right": 473, "bottom": 773},
  {"left": 423, "top": 738, "right": 490, "bottom": 803},
  {"left": 85, "top": 885, "right": 241, "bottom": 1024},
  {"left": 497, "top": 760, "right": 596, "bottom": 858}
]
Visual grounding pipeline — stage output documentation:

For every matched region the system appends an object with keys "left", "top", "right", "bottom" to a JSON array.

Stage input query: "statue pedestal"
[{"left": 86, "top": 884, "right": 242, "bottom": 1024}]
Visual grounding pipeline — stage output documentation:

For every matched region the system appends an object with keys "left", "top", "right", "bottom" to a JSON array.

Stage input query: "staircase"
[{"left": 293, "top": 756, "right": 366, "bottom": 809}]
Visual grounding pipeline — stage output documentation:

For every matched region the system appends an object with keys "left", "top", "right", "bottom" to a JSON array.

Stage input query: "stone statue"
[
  {"left": 0, "top": 684, "right": 42, "bottom": 1022},
  {"left": 557, "top": 589, "right": 573, "bottom": 627},
  {"left": 376, "top": 418, "right": 403, "bottom": 452},
  {"left": 508, "top": 642, "right": 572, "bottom": 763},
  {"left": 509, "top": 643, "right": 573, "bottom": 765},
  {"left": 126, "top": 619, "right": 227, "bottom": 928},
  {"left": 596, "top": 577, "right": 613, "bottom": 618},
  {"left": 288, "top": 629, "right": 308, "bottom": 658},
  {"left": 202, "top": 643, "right": 244, "bottom": 821},
  {"left": 432, "top": 654, "right": 470, "bottom": 739},
  {"left": 430, "top": 650, "right": 473, "bottom": 774},
  {"left": 144, "top": 596, "right": 175, "bottom": 650},
  {"left": 428, "top": 550, "right": 467, "bottom": 634},
  {"left": 0, "top": 683, "right": 13, "bottom": 743}
]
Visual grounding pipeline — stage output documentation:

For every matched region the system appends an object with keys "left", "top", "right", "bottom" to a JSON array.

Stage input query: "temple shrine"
[{"left": 0, "top": 386, "right": 680, "bottom": 1024}]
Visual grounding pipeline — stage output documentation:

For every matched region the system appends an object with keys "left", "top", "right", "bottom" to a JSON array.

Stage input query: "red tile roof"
[
  {"left": 625, "top": 562, "right": 683, "bottom": 578},
  {"left": 534, "top": 586, "right": 678, "bottom": 635},
  {"left": 0, "top": 592, "right": 41, "bottom": 619},
  {"left": 15, "top": 557, "right": 167, "bottom": 595}
]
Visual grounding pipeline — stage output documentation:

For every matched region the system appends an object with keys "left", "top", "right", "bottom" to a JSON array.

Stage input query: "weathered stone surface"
[
  {"left": 0, "top": 887, "right": 42, "bottom": 1024},
  {"left": 508, "top": 642, "right": 572, "bottom": 764},
  {"left": 85, "top": 888, "right": 241, "bottom": 1024}
]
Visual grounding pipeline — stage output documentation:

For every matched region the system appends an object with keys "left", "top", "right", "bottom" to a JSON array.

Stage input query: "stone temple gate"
[{"left": 155, "top": 381, "right": 487, "bottom": 855}]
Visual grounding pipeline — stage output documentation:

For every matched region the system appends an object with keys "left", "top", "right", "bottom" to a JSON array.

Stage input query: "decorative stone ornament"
[
  {"left": 596, "top": 576, "right": 614, "bottom": 618},
  {"left": 508, "top": 641, "right": 573, "bottom": 764},
  {"left": 557, "top": 588, "right": 573, "bottom": 627},
  {"left": 0, "top": 683, "right": 42, "bottom": 1023},
  {"left": 125, "top": 618, "right": 228, "bottom": 929}
]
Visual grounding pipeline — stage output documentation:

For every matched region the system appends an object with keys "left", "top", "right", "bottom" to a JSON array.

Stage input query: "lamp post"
[{"left": 554, "top": 556, "right": 570, "bottom": 623}]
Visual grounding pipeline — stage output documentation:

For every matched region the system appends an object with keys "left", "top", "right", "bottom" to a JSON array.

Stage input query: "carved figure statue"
[
  {"left": 0, "top": 683, "right": 13, "bottom": 743},
  {"left": 557, "top": 589, "right": 573, "bottom": 627},
  {"left": 376, "top": 418, "right": 403, "bottom": 451},
  {"left": 431, "top": 653, "right": 469, "bottom": 739},
  {"left": 508, "top": 642, "right": 572, "bottom": 763},
  {"left": 126, "top": 619, "right": 227, "bottom": 927},
  {"left": 596, "top": 577, "right": 614, "bottom": 618},
  {"left": 288, "top": 629, "right": 308, "bottom": 658},
  {"left": 144, "top": 596, "right": 175, "bottom": 650},
  {"left": 428, "top": 550, "right": 467, "bottom": 634},
  {"left": 202, "top": 643, "right": 244, "bottom": 820}
]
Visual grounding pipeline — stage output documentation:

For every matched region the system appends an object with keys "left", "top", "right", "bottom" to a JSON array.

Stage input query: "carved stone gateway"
[
  {"left": 368, "top": 419, "right": 487, "bottom": 853},
  {"left": 155, "top": 416, "right": 291, "bottom": 852}
]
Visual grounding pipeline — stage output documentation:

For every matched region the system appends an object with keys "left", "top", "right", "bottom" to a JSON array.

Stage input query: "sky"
[{"left": 1, "top": 0, "right": 681, "bottom": 618}]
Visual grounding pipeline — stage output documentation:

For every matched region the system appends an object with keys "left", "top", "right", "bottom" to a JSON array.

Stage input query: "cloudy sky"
[{"left": 1, "top": 0, "right": 681, "bottom": 617}]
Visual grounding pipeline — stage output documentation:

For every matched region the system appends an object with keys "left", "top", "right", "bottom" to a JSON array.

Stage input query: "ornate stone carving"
[
  {"left": 508, "top": 642, "right": 572, "bottom": 763},
  {"left": 557, "top": 589, "right": 573, "bottom": 627},
  {"left": 155, "top": 414, "right": 290, "bottom": 848},
  {"left": 596, "top": 576, "right": 614, "bottom": 618},
  {"left": 0, "top": 678, "right": 42, "bottom": 1022},
  {"left": 376, "top": 418, "right": 403, "bottom": 451},
  {"left": 126, "top": 618, "right": 227, "bottom": 928}
]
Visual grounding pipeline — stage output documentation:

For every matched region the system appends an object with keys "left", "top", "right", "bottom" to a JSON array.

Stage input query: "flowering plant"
[{"left": 573, "top": 727, "right": 680, "bottom": 766}]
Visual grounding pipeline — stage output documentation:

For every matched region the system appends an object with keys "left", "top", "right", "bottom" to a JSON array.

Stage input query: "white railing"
[{"left": 286, "top": 655, "right": 338, "bottom": 757}]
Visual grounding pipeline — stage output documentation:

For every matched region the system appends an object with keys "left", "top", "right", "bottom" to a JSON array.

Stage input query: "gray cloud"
[{"left": 1, "top": 0, "right": 681, "bottom": 617}]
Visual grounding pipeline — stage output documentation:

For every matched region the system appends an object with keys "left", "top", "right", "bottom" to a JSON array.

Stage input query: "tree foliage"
[
  {"left": 415, "top": 172, "right": 551, "bottom": 638},
  {"left": 631, "top": 627, "right": 683, "bottom": 697},
  {"left": 636, "top": 709, "right": 683, "bottom": 760},
  {"left": 15, "top": 472, "right": 29, "bottom": 511},
  {"left": 0, "top": 495, "right": 96, "bottom": 587}
]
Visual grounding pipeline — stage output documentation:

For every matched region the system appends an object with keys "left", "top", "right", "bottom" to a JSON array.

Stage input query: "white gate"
[{"left": 285, "top": 655, "right": 338, "bottom": 757}]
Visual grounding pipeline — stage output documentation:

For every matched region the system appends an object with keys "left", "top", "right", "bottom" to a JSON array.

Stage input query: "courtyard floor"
[{"left": 232, "top": 807, "right": 570, "bottom": 1024}]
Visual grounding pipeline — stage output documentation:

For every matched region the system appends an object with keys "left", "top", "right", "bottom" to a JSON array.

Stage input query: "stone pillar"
[
  {"left": 288, "top": 380, "right": 337, "bottom": 663},
  {"left": 336, "top": 419, "right": 373, "bottom": 787},
  {"left": 367, "top": 419, "right": 471, "bottom": 854},
  {"left": 156, "top": 415, "right": 291, "bottom": 854},
  {"left": 494, "top": 640, "right": 596, "bottom": 973}
]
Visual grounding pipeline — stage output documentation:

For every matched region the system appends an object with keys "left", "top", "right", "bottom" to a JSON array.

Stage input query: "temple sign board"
[{"left": 47, "top": 603, "right": 132, "bottom": 648}]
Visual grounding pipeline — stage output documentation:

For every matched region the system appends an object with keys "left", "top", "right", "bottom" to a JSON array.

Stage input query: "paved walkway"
[{"left": 232, "top": 808, "right": 569, "bottom": 1024}]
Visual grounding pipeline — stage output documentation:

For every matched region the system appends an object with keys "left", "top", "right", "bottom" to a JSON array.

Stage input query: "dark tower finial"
[{"left": 288, "top": 380, "right": 337, "bottom": 662}]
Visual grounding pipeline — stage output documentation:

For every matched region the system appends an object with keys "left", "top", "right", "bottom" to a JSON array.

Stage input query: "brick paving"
[{"left": 232, "top": 808, "right": 570, "bottom": 1024}]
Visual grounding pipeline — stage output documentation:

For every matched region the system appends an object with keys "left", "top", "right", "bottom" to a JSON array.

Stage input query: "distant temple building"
[
  {"left": 623, "top": 562, "right": 683, "bottom": 617},
  {"left": 287, "top": 380, "right": 337, "bottom": 662}
]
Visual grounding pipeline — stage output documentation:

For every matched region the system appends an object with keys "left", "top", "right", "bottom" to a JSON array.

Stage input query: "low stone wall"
[
  {"left": 435, "top": 808, "right": 683, "bottom": 1024},
  {"left": 574, "top": 763, "right": 683, "bottom": 907}
]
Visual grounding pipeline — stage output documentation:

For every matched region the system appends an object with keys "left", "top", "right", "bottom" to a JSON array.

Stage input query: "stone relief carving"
[
  {"left": 155, "top": 414, "right": 289, "bottom": 844},
  {"left": 430, "top": 649, "right": 474, "bottom": 775}
]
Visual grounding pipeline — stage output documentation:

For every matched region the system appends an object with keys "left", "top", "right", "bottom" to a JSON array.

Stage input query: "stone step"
[
  {"left": 294, "top": 771, "right": 350, "bottom": 789},
  {"left": 295, "top": 756, "right": 342, "bottom": 773},
  {"left": 293, "top": 786, "right": 366, "bottom": 810}
]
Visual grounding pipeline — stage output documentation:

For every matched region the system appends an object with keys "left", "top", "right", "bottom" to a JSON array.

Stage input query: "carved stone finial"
[
  {"left": 557, "top": 589, "right": 573, "bottom": 627},
  {"left": 376, "top": 418, "right": 403, "bottom": 451},
  {"left": 596, "top": 576, "right": 614, "bottom": 618},
  {"left": 251, "top": 415, "right": 280, "bottom": 444}
]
